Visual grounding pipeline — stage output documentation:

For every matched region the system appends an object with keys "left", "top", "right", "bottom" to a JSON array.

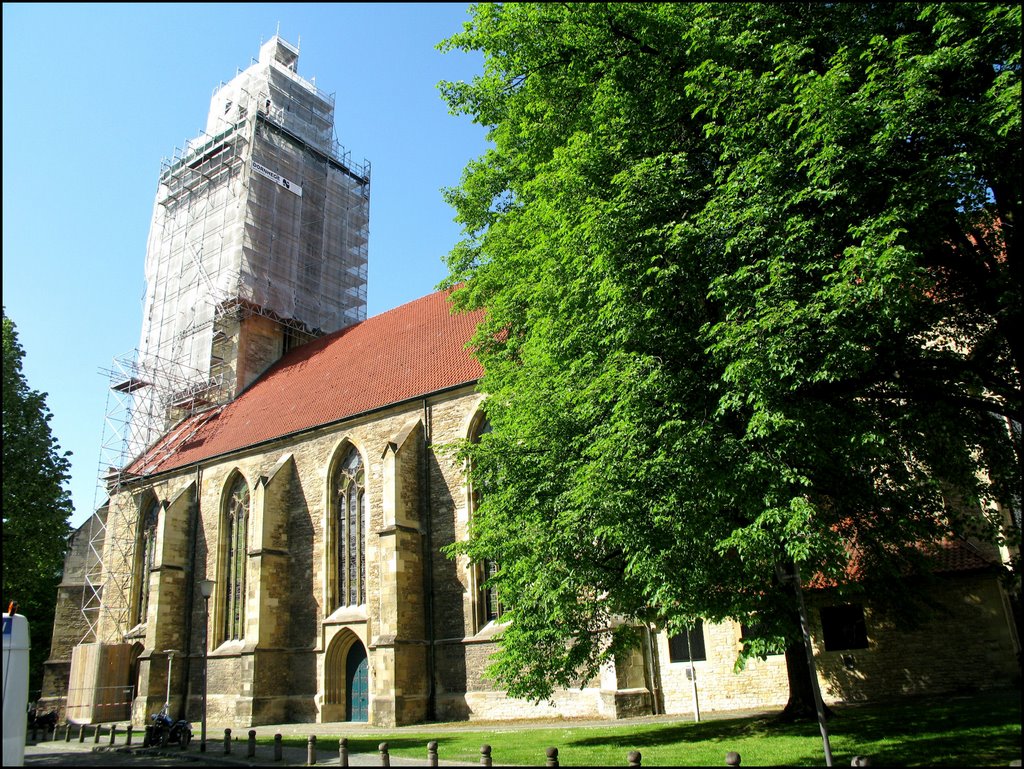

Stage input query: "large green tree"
[
  {"left": 2, "top": 311, "right": 73, "bottom": 695},
  {"left": 439, "top": 2, "right": 1021, "bottom": 716}
]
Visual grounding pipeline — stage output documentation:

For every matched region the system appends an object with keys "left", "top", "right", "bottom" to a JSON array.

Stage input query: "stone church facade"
[{"left": 41, "top": 290, "right": 1020, "bottom": 728}]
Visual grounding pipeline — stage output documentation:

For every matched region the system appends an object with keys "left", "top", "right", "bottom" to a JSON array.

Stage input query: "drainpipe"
[{"left": 420, "top": 399, "right": 437, "bottom": 720}]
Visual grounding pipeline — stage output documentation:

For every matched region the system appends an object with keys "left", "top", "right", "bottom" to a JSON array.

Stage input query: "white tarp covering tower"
[
  {"left": 125, "top": 35, "right": 369, "bottom": 461},
  {"left": 84, "top": 36, "right": 369, "bottom": 646}
]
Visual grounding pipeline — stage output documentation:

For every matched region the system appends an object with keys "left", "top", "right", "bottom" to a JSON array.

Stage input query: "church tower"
[{"left": 123, "top": 36, "right": 369, "bottom": 458}]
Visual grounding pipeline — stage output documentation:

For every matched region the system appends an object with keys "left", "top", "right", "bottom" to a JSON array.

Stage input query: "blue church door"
[{"left": 345, "top": 643, "right": 368, "bottom": 722}]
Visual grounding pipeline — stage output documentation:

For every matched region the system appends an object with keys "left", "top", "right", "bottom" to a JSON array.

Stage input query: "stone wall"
[
  {"left": 655, "top": 573, "right": 1019, "bottom": 718},
  {"left": 810, "top": 573, "right": 1019, "bottom": 702},
  {"left": 39, "top": 511, "right": 107, "bottom": 719}
]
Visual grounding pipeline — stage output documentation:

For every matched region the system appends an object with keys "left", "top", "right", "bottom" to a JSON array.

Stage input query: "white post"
[
  {"left": 164, "top": 650, "right": 179, "bottom": 713},
  {"left": 686, "top": 626, "right": 701, "bottom": 723},
  {"left": 792, "top": 565, "right": 833, "bottom": 768}
]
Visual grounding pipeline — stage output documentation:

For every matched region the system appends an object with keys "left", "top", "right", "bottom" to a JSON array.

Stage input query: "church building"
[{"left": 40, "top": 37, "right": 1019, "bottom": 729}]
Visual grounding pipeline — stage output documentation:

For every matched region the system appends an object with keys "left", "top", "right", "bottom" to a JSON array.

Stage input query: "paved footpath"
[{"left": 27, "top": 727, "right": 494, "bottom": 767}]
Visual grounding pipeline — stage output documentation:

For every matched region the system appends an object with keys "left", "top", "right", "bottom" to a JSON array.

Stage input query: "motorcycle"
[{"left": 145, "top": 706, "right": 192, "bottom": 748}]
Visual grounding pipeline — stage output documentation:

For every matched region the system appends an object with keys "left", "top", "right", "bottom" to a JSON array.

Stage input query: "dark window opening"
[
  {"left": 668, "top": 621, "right": 707, "bottom": 662},
  {"left": 820, "top": 604, "right": 869, "bottom": 651}
]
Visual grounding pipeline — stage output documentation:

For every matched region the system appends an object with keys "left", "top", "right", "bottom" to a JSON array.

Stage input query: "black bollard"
[
  {"left": 94, "top": 725, "right": 102, "bottom": 744},
  {"left": 308, "top": 735, "right": 317, "bottom": 765},
  {"left": 481, "top": 744, "right": 493, "bottom": 767},
  {"left": 126, "top": 724, "right": 133, "bottom": 746},
  {"left": 248, "top": 730, "right": 256, "bottom": 758},
  {"left": 380, "top": 741, "right": 391, "bottom": 768},
  {"left": 274, "top": 733, "right": 283, "bottom": 762},
  {"left": 726, "top": 751, "right": 741, "bottom": 766},
  {"left": 64, "top": 723, "right": 72, "bottom": 742},
  {"left": 340, "top": 737, "right": 349, "bottom": 768},
  {"left": 427, "top": 740, "right": 438, "bottom": 767},
  {"left": 78, "top": 724, "right": 86, "bottom": 743},
  {"left": 110, "top": 724, "right": 118, "bottom": 745},
  {"left": 629, "top": 750, "right": 642, "bottom": 767},
  {"left": 224, "top": 727, "right": 232, "bottom": 754},
  {"left": 546, "top": 747, "right": 559, "bottom": 768}
]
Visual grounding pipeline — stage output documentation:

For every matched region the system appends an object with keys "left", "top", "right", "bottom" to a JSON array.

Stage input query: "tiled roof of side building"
[{"left": 127, "top": 290, "right": 485, "bottom": 477}]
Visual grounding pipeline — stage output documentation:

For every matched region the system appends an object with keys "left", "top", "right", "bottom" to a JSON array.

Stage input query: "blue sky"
[{"left": 2, "top": 3, "right": 489, "bottom": 528}]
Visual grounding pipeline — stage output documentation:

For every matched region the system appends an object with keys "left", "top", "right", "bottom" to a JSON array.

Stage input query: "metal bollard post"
[
  {"left": 224, "top": 728, "right": 232, "bottom": 754},
  {"left": 481, "top": 744, "right": 493, "bottom": 767},
  {"left": 64, "top": 723, "right": 72, "bottom": 742},
  {"left": 78, "top": 724, "right": 86, "bottom": 743},
  {"left": 94, "top": 725, "right": 102, "bottom": 744},
  {"left": 629, "top": 750, "right": 642, "bottom": 767},
  {"left": 110, "top": 724, "right": 118, "bottom": 745},
  {"left": 379, "top": 741, "right": 391, "bottom": 768},
  {"left": 340, "top": 737, "right": 349, "bottom": 768},
  {"left": 427, "top": 740, "right": 438, "bottom": 767},
  {"left": 274, "top": 733, "right": 283, "bottom": 762},
  {"left": 726, "top": 751, "right": 741, "bottom": 766},
  {"left": 126, "top": 724, "right": 133, "bottom": 746},
  {"left": 546, "top": 747, "right": 559, "bottom": 768},
  {"left": 248, "top": 730, "right": 256, "bottom": 758},
  {"left": 308, "top": 735, "right": 318, "bottom": 765},
  {"left": 851, "top": 758, "right": 871, "bottom": 767}
]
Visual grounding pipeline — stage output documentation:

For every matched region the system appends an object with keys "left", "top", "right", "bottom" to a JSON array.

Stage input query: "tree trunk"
[
  {"left": 779, "top": 641, "right": 832, "bottom": 722},
  {"left": 777, "top": 562, "right": 835, "bottom": 723}
]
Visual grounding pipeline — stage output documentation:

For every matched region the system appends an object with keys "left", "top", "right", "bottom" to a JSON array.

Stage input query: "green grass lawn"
[{"left": 272, "top": 689, "right": 1021, "bottom": 766}]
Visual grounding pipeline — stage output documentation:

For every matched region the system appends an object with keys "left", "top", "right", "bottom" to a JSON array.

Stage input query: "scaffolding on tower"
[{"left": 79, "top": 36, "right": 370, "bottom": 644}]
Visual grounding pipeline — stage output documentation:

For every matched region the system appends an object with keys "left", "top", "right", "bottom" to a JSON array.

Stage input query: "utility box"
[{"left": 2, "top": 612, "right": 30, "bottom": 767}]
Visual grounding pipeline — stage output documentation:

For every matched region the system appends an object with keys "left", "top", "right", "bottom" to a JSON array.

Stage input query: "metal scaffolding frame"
[{"left": 80, "top": 36, "right": 370, "bottom": 644}]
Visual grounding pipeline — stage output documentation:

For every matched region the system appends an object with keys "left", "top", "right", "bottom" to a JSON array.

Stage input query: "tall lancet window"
[
  {"left": 334, "top": 447, "right": 366, "bottom": 607},
  {"left": 134, "top": 499, "right": 160, "bottom": 626},
  {"left": 470, "top": 415, "right": 502, "bottom": 629},
  {"left": 223, "top": 474, "right": 249, "bottom": 641}
]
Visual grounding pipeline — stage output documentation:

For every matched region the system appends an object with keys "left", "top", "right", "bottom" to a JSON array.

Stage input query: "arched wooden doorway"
[
  {"left": 345, "top": 643, "right": 368, "bottom": 722},
  {"left": 323, "top": 630, "right": 369, "bottom": 722}
]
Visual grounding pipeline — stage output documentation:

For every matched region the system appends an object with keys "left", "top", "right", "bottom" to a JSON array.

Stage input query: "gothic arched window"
[
  {"left": 333, "top": 447, "right": 366, "bottom": 607},
  {"left": 134, "top": 499, "right": 159, "bottom": 626},
  {"left": 469, "top": 414, "right": 501, "bottom": 629},
  {"left": 222, "top": 474, "right": 249, "bottom": 641}
]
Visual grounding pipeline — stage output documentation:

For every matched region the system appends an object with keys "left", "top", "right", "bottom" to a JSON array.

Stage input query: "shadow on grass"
[
  {"left": 569, "top": 716, "right": 785, "bottom": 749},
  {"left": 570, "top": 689, "right": 1020, "bottom": 766}
]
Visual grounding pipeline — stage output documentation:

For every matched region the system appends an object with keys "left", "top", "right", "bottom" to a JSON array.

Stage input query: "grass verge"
[{"left": 270, "top": 688, "right": 1021, "bottom": 766}]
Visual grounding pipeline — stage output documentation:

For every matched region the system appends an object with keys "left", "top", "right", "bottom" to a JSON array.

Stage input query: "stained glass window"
[
  {"left": 134, "top": 499, "right": 159, "bottom": 626},
  {"left": 335, "top": 448, "right": 365, "bottom": 607},
  {"left": 470, "top": 415, "right": 502, "bottom": 628},
  {"left": 223, "top": 475, "right": 249, "bottom": 641}
]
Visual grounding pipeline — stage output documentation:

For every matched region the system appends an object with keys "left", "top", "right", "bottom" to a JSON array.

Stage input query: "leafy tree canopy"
[
  {"left": 2, "top": 311, "right": 73, "bottom": 692},
  {"left": 438, "top": 2, "right": 1021, "bottom": 703}
]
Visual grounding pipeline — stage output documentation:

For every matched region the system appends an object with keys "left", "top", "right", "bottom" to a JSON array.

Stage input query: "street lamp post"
[{"left": 199, "top": 579, "right": 215, "bottom": 753}]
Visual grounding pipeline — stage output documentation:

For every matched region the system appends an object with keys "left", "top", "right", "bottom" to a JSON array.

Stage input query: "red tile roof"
[
  {"left": 807, "top": 538, "right": 998, "bottom": 589},
  {"left": 127, "top": 290, "right": 484, "bottom": 477}
]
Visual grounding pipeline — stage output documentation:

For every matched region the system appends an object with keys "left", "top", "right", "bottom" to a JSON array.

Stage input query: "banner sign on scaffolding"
[{"left": 251, "top": 160, "right": 303, "bottom": 197}]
